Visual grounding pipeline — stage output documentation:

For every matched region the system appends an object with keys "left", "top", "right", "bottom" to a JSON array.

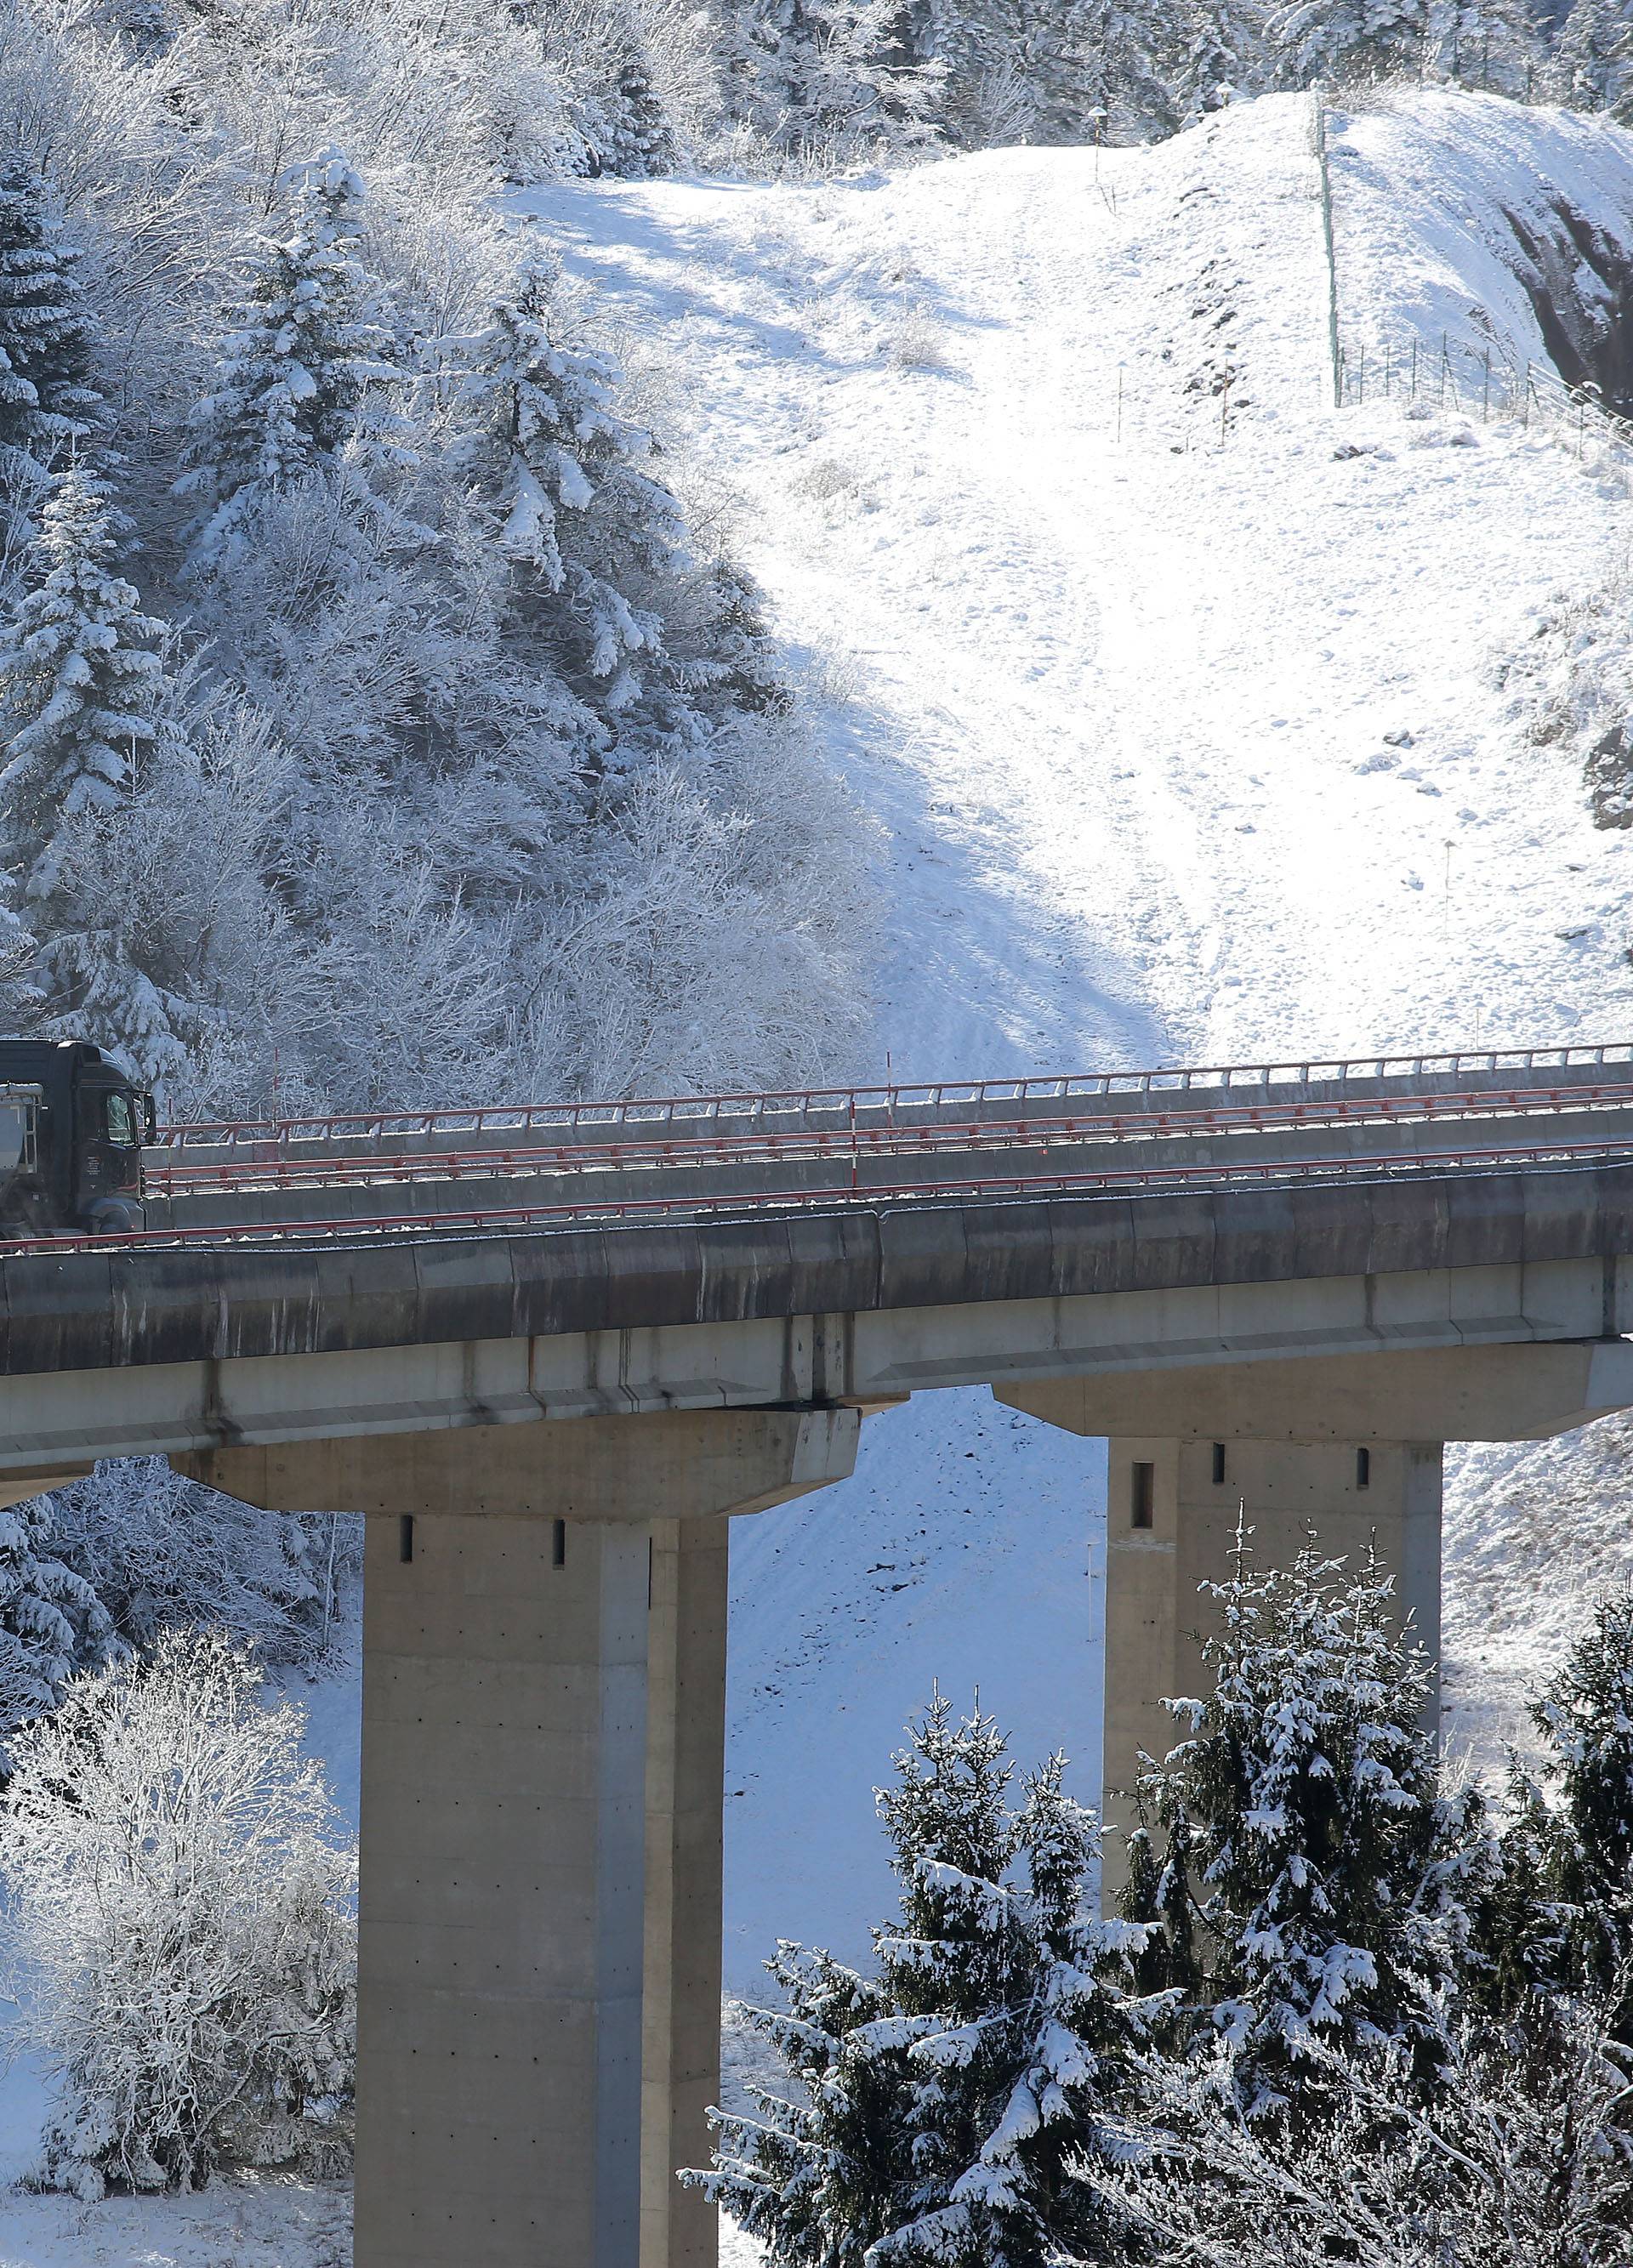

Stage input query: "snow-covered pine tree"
[
  {"left": 177, "top": 151, "right": 407, "bottom": 571},
  {"left": 457, "top": 255, "right": 690, "bottom": 758},
  {"left": 1552, "top": 0, "right": 1629, "bottom": 106},
  {"left": 605, "top": 39, "right": 681, "bottom": 173},
  {"left": 1428, "top": 0, "right": 1540, "bottom": 92},
  {"left": 1060, "top": 0, "right": 1175, "bottom": 139},
  {"left": 697, "top": 1938, "right": 913, "bottom": 2263},
  {"left": 1495, "top": 1585, "right": 1633, "bottom": 2034},
  {"left": 1266, "top": 0, "right": 1431, "bottom": 85},
  {"left": 697, "top": 1694, "right": 1158, "bottom": 2265},
  {"left": 0, "top": 159, "right": 104, "bottom": 525},
  {"left": 0, "top": 1495, "right": 120, "bottom": 1776},
  {"left": 1129, "top": 1538, "right": 1486, "bottom": 2125},
  {"left": 1169, "top": 0, "right": 1264, "bottom": 119},
  {"left": 0, "top": 462, "right": 162, "bottom": 901},
  {"left": 0, "top": 463, "right": 194, "bottom": 1089},
  {"left": 716, "top": 0, "right": 927, "bottom": 162}
]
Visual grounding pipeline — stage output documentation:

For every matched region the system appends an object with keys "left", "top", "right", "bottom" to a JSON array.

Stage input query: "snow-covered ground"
[{"left": 7, "top": 82, "right": 1633, "bottom": 2265}]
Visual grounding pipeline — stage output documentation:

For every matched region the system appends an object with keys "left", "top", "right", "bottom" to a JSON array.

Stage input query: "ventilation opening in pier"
[
  {"left": 1211, "top": 1441, "right": 1226, "bottom": 1485},
  {"left": 553, "top": 1519, "right": 566, "bottom": 1568},
  {"left": 399, "top": 1515, "right": 414, "bottom": 1563},
  {"left": 1356, "top": 1447, "right": 1372, "bottom": 1490},
  {"left": 1130, "top": 1462, "right": 1155, "bottom": 1529}
]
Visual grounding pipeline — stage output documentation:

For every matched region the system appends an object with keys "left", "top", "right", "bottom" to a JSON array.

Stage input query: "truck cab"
[{"left": 0, "top": 1040, "right": 153, "bottom": 1236}]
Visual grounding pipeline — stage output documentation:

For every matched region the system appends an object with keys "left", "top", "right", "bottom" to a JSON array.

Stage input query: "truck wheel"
[{"left": 83, "top": 1197, "right": 145, "bottom": 1236}]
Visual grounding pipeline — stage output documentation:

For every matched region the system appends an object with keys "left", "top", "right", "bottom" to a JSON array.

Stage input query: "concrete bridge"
[{"left": 8, "top": 1041, "right": 1633, "bottom": 2266}]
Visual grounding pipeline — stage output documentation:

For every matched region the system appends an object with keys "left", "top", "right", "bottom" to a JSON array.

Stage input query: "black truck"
[{"left": 0, "top": 1040, "right": 154, "bottom": 1236}]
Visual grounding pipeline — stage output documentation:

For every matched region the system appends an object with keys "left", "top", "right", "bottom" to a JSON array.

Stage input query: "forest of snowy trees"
[
  {"left": 707, "top": 1560, "right": 1633, "bottom": 2267},
  {"left": 0, "top": 0, "right": 879, "bottom": 1125}
]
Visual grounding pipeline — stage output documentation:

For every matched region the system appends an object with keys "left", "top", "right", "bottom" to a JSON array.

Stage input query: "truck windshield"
[{"left": 105, "top": 1093, "right": 139, "bottom": 1147}]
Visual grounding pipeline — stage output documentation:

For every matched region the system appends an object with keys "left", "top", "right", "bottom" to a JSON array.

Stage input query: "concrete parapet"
[{"left": 3, "top": 1161, "right": 1633, "bottom": 1382}]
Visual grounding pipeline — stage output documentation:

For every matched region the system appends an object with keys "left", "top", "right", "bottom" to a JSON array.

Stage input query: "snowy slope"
[
  {"left": 519, "top": 85, "right": 1633, "bottom": 1990},
  {"left": 7, "top": 82, "right": 1633, "bottom": 2266}
]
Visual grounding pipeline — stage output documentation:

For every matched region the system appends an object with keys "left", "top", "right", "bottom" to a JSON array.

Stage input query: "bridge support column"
[
  {"left": 643, "top": 1517, "right": 729, "bottom": 2268},
  {"left": 1100, "top": 1435, "right": 1442, "bottom": 1881},
  {"left": 177, "top": 1407, "right": 860, "bottom": 2268}
]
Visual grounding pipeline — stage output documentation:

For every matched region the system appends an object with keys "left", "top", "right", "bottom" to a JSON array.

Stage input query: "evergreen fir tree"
[
  {"left": 718, "top": 0, "right": 928, "bottom": 160},
  {"left": 177, "top": 151, "right": 407, "bottom": 571},
  {"left": 1489, "top": 1585, "right": 1633, "bottom": 2038},
  {"left": 1170, "top": 0, "right": 1264, "bottom": 118},
  {"left": 0, "top": 160, "right": 105, "bottom": 540},
  {"left": 0, "top": 1494, "right": 121, "bottom": 1776},
  {"left": 0, "top": 463, "right": 162, "bottom": 902},
  {"left": 1129, "top": 1538, "right": 1486, "bottom": 2125},
  {"left": 458, "top": 257, "right": 689, "bottom": 753},
  {"left": 605, "top": 43, "right": 680, "bottom": 175},
  {"left": 696, "top": 1695, "right": 1158, "bottom": 2265},
  {"left": 1552, "top": 0, "right": 1629, "bottom": 106},
  {"left": 1429, "top": 0, "right": 1540, "bottom": 92},
  {"left": 1267, "top": 0, "right": 1431, "bottom": 84},
  {"left": 0, "top": 463, "right": 194, "bottom": 1089}
]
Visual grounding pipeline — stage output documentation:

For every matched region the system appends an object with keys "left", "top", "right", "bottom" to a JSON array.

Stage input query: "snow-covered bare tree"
[
  {"left": 48, "top": 1459, "right": 359, "bottom": 1671},
  {"left": 1123, "top": 1538, "right": 1488, "bottom": 2126},
  {"left": 0, "top": 1628, "right": 356, "bottom": 2197},
  {"left": 177, "top": 151, "right": 407, "bottom": 571},
  {"left": 1083, "top": 1988, "right": 1633, "bottom": 2268},
  {"left": 696, "top": 1694, "right": 1160, "bottom": 2265}
]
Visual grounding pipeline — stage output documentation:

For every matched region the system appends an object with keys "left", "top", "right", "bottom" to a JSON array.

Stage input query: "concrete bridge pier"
[
  {"left": 180, "top": 1407, "right": 861, "bottom": 2268},
  {"left": 999, "top": 1339, "right": 1633, "bottom": 1899}
]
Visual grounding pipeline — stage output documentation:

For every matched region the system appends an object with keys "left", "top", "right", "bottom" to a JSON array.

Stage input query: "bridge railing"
[{"left": 152, "top": 1042, "right": 1633, "bottom": 1154}]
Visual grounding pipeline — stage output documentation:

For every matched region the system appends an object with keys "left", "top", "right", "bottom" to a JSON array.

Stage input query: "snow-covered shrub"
[
  {"left": 695, "top": 1693, "right": 1159, "bottom": 2265},
  {"left": 48, "top": 1460, "right": 359, "bottom": 1671},
  {"left": 0, "top": 1627, "right": 356, "bottom": 2197}
]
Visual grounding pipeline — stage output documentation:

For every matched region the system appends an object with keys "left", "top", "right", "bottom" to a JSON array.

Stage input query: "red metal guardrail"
[
  {"left": 151, "top": 1042, "right": 1633, "bottom": 1152},
  {"left": 144, "top": 1080, "right": 1633, "bottom": 1197},
  {"left": 19, "top": 1132, "right": 1633, "bottom": 1256}
]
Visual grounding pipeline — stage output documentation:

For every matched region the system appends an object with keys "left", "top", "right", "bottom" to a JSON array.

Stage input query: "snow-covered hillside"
[
  {"left": 8, "top": 80, "right": 1633, "bottom": 2268},
  {"left": 518, "top": 85, "right": 1633, "bottom": 1985}
]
